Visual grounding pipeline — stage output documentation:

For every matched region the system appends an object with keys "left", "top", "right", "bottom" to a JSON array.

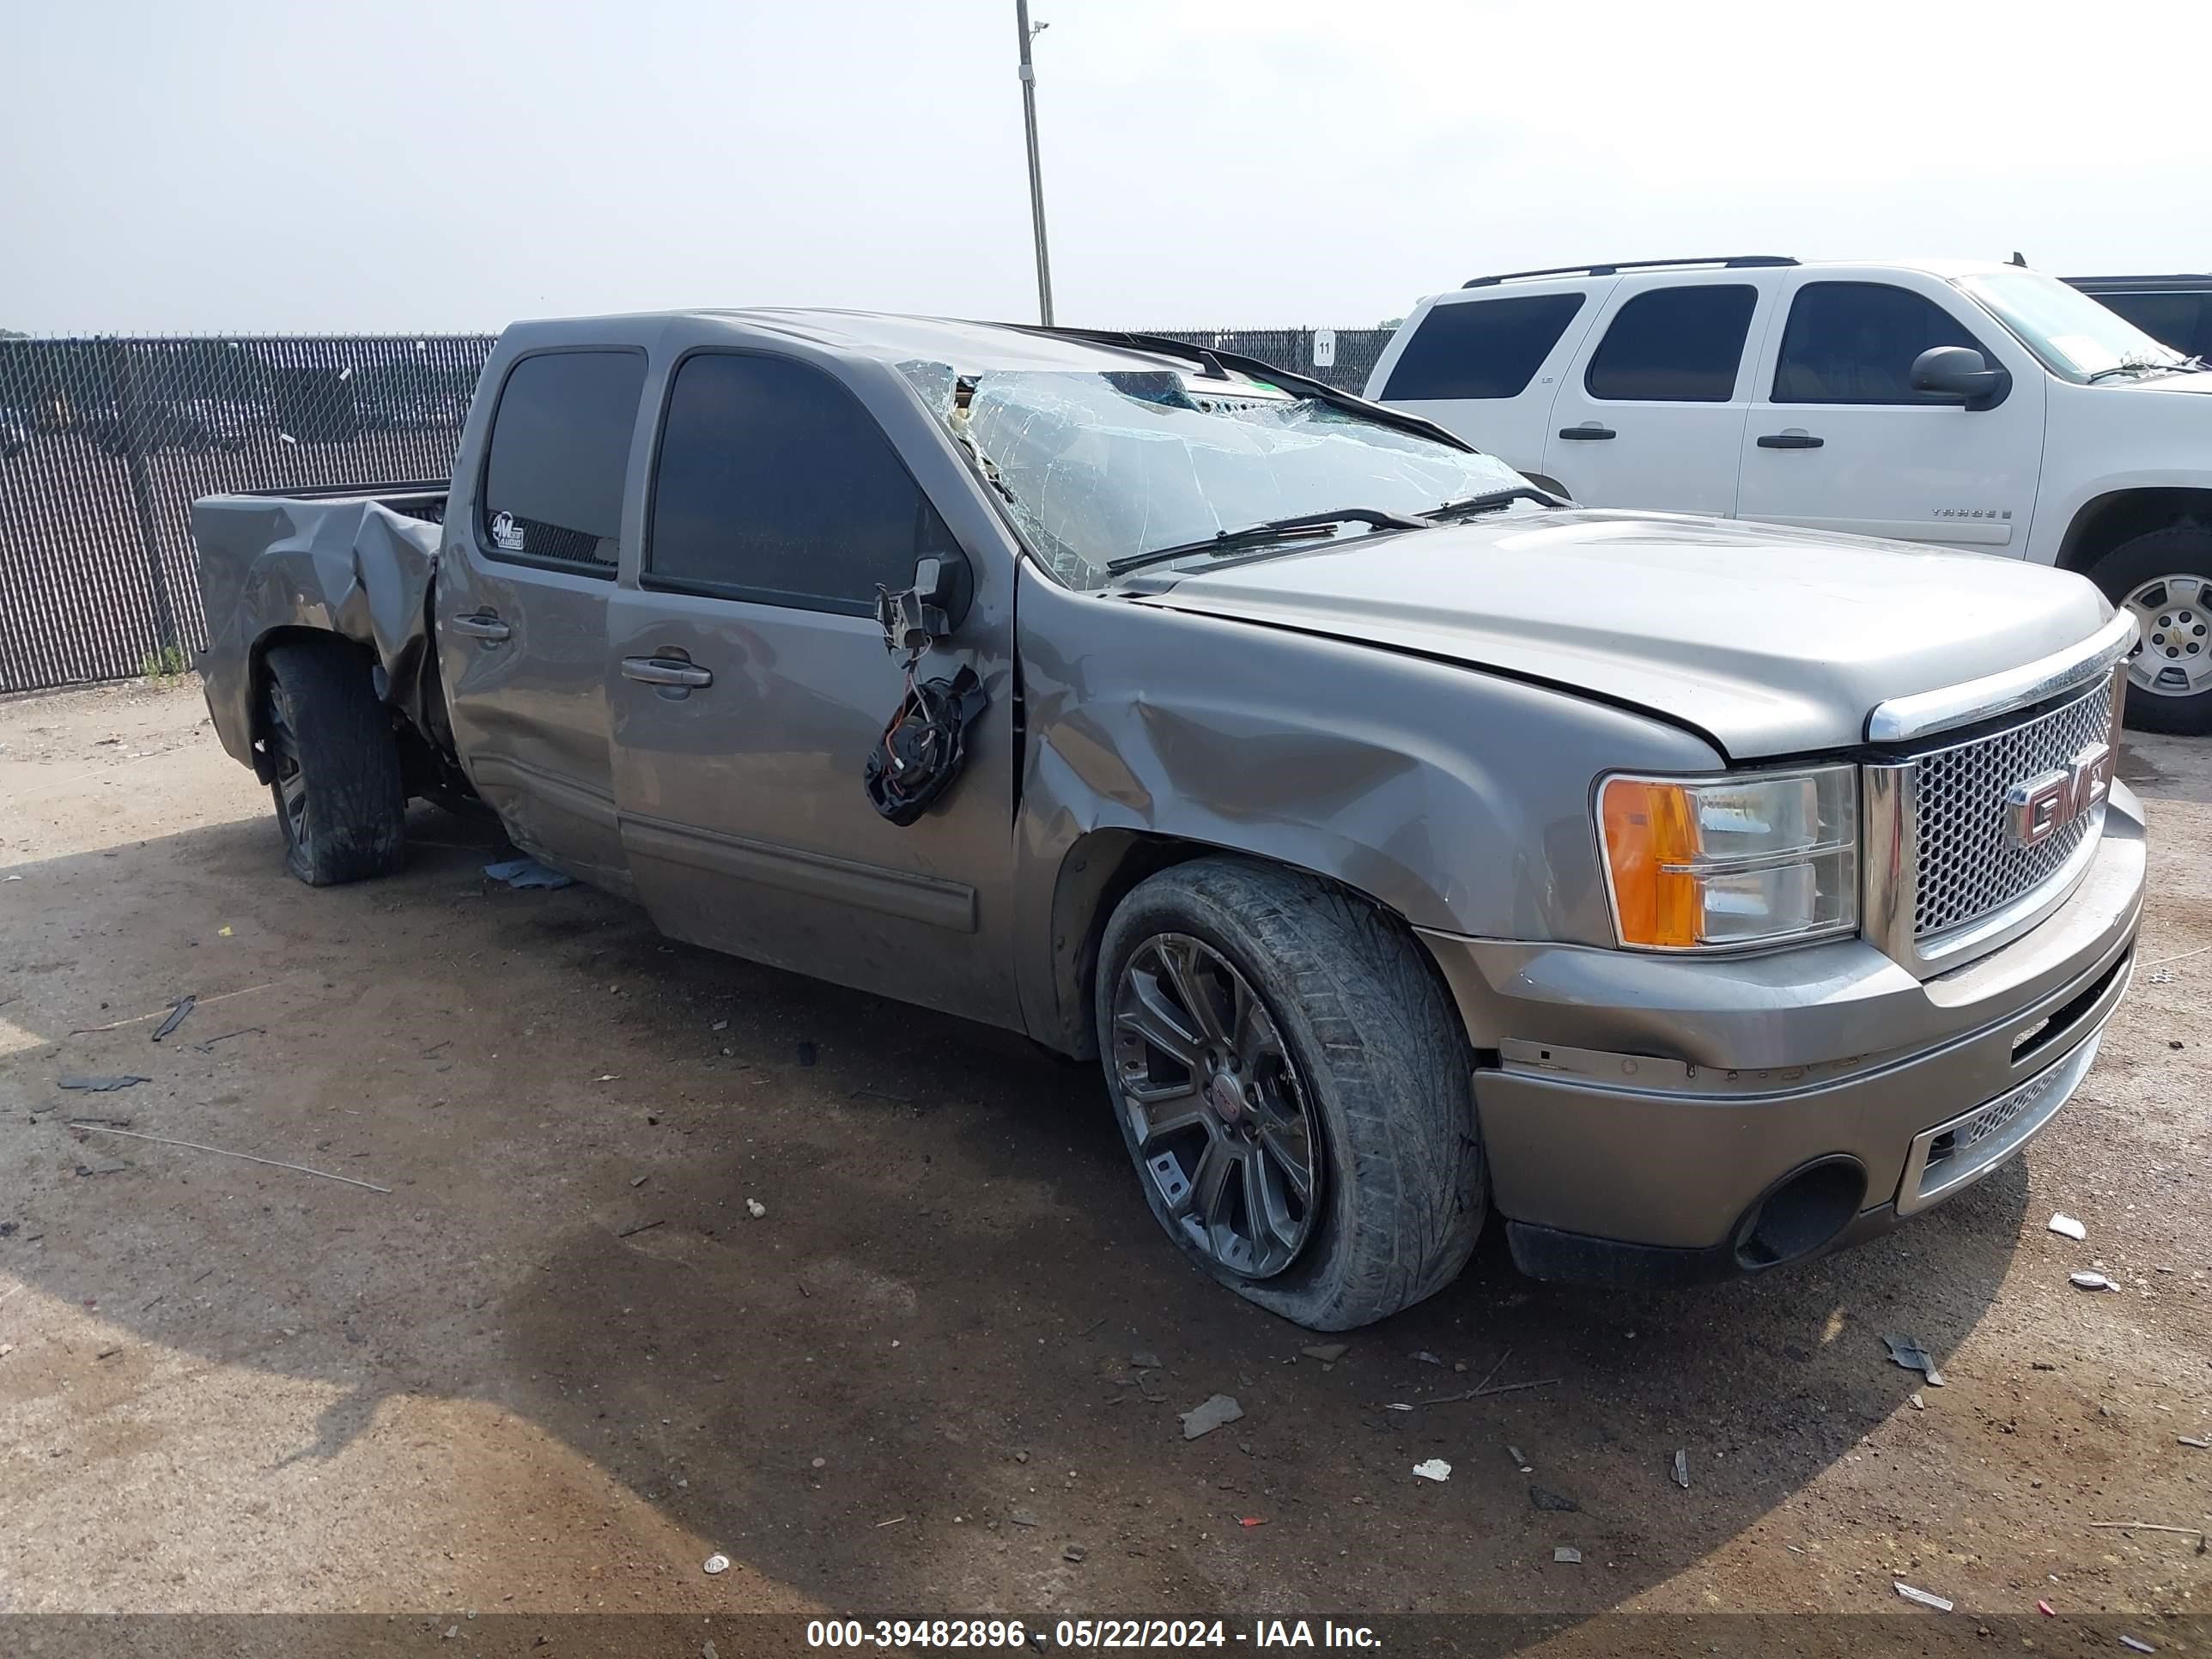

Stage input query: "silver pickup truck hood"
[{"left": 1128, "top": 508, "right": 2113, "bottom": 759}]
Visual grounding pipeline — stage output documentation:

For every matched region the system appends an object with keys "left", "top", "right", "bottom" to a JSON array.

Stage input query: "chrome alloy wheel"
[
  {"left": 2125, "top": 573, "right": 2212, "bottom": 698},
  {"left": 1110, "top": 933, "right": 1321, "bottom": 1279}
]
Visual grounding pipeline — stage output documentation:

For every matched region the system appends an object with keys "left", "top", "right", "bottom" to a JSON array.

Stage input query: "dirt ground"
[{"left": 1, "top": 678, "right": 2207, "bottom": 1634}]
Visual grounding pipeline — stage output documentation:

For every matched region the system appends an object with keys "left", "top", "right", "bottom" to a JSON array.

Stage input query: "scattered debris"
[
  {"left": 483, "top": 857, "right": 574, "bottom": 890},
  {"left": 1507, "top": 1444, "right": 1528, "bottom": 1467},
  {"left": 617, "top": 1219, "right": 665, "bottom": 1239},
  {"left": 1893, "top": 1581, "right": 1953, "bottom": 1613},
  {"left": 1131, "top": 1351, "right": 1163, "bottom": 1370},
  {"left": 702, "top": 1553, "right": 730, "bottom": 1575},
  {"left": 1384, "top": 1403, "right": 1414, "bottom": 1413},
  {"left": 68, "top": 1124, "right": 391, "bottom": 1193},
  {"left": 95, "top": 1346, "right": 121, "bottom": 1361},
  {"left": 1411, "top": 1459, "right": 1451, "bottom": 1483},
  {"left": 1910, "top": 1392, "right": 1925, "bottom": 1410},
  {"left": 2048, "top": 1212, "right": 2087, "bottom": 1241},
  {"left": 2179, "top": 1436, "right": 2209, "bottom": 1449},
  {"left": 2088, "top": 1521, "right": 2209, "bottom": 1552},
  {"left": 1180, "top": 1395, "right": 1243, "bottom": 1440},
  {"left": 2037, "top": 1600, "right": 2056, "bottom": 1617},
  {"left": 1672, "top": 1449, "right": 1689, "bottom": 1489},
  {"left": 629, "top": 1174, "right": 648, "bottom": 1188},
  {"left": 1553, "top": 1547, "right": 1582, "bottom": 1565},
  {"left": 191, "top": 1026, "right": 265, "bottom": 1053},
  {"left": 2070, "top": 1272, "right": 2119, "bottom": 1291},
  {"left": 149, "top": 995, "right": 196, "bottom": 1042},
  {"left": 1301, "top": 1343, "right": 1347, "bottom": 1363},
  {"left": 1529, "top": 1486, "right": 1580, "bottom": 1513},
  {"left": 1061, "top": 1545, "right": 1086, "bottom": 1564},
  {"left": 873, "top": 1516, "right": 903, "bottom": 1530},
  {"left": 2121, "top": 1639, "right": 2156, "bottom": 1656},
  {"left": 1010, "top": 1510, "right": 1039, "bottom": 1528},
  {"left": 217, "top": 926, "right": 233, "bottom": 938},
  {"left": 1882, "top": 1333, "right": 1948, "bottom": 1386},
  {"left": 1411, "top": 1350, "right": 1445, "bottom": 1367},
  {"left": 744, "top": 1199, "right": 766, "bottom": 1218},
  {"left": 56, "top": 1075, "right": 148, "bottom": 1093},
  {"left": 1239, "top": 1516, "right": 1266, "bottom": 1528},
  {"left": 2033, "top": 1361, "right": 2059, "bottom": 1371},
  {"left": 74, "top": 1162, "right": 129, "bottom": 1177}
]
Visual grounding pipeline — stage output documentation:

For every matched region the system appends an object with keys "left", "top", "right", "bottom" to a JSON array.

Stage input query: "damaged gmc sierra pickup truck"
[{"left": 193, "top": 310, "right": 2145, "bottom": 1330}]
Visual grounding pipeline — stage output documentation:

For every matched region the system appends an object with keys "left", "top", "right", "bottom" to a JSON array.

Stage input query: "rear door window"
[
  {"left": 1584, "top": 284, "right": 1758, "bottom": 402},
  {"left": 647, "top": 352, "right": 957, "bottom": 616},
  {"left": 1382, "top": 293, "right": 1586, "bottom": 400},
  {"left": 1772, "top": 283, "right": 1990, "bottom": 404},
  {"left": 479, "top": 349, "right": 648, "bottom": 572}
]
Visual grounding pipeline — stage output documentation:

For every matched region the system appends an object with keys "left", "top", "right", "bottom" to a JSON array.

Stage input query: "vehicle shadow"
[{"left": 0, "top": 811, "right": 2032, "bottom": 1617}]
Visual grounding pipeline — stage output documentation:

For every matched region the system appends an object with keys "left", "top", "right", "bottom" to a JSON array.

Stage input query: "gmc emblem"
[{"left": 2004, "top": 743, "right": 2115, "bottom": 848}]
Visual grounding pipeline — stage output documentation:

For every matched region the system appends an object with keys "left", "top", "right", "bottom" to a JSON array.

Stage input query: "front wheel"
[
  {"left": 1095, "top": 857, "right": 1484, "bottom": 1330},
  {"left": 2087, "top": 524, "right": 2212, "bottom": 734}
]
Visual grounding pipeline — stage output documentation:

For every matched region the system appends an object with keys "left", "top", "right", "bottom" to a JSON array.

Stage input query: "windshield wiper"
[
  {"left": 1425, "top": 483, "right": 1570, "bottom": 520},
  {"left": 2088, "top": 358, "right": 2193, "bottom": 383},
  {"left": 1103, "top": 507, "right": 1431, "bottom": 576}
]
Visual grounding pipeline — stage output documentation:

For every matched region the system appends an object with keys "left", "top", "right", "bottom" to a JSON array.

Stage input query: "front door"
[
  {"left": 1540, "top": 278, "right": 1767, "bottom": 516},
  {"left": 605, "top": 349, "right": 1020, "bottom": 1027},
  {"left": 1736, "top": 275, "right": 2045, "bottom": 550},
  {"left": 437, "top": 346, "right": 648, "bottom": 890}
]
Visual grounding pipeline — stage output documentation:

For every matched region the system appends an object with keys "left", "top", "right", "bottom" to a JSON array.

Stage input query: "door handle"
[
  {"left": 1757, "top": 432, "right": 1825, "bottom": 449},
  {"left": 620, "top": 656, "right": 714, "bottom": 690},
  {"left": 449, "top": 612, "right": 511, "bottom": 641},
  {"left": 1557, "top": 425, "right": 1616, "bottom": 441}
]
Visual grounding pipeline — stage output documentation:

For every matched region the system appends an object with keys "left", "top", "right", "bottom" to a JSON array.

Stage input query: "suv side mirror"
[
  {"left": 1911, "top": 346, "right": 2011, "bottom": 410},
  {"left": 876, "top": 550, "right": 973, "bottom": 656}
]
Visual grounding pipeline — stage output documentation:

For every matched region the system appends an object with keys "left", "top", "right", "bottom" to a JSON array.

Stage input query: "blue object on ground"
[{"left": 483, "top": 857, "right": 575, "bottom": 890}]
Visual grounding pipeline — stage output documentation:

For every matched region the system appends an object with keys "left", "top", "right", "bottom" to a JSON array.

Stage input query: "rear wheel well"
[
  {"left": 2058, "top": 488, "right": 2212, "bottom": 574},
  {"left": 246, "top": 630, "right": 375, "bottom": 784}
]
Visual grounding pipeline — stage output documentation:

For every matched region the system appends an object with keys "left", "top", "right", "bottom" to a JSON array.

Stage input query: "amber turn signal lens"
[{"left": 1600, "top": 777, "right": 1702, "bottom": 948}]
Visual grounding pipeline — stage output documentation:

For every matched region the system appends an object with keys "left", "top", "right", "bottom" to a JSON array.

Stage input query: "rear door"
[
  {"left": 437, "top": 344, "right": 648, "bottom": 890},
  {"left": 1368, "top": 287, "right": 1601, "bottom": 480},
  {"left": 1736, "top": 274, "right": 2045, "bottom": 549},
  {"left": 1540, "top": 278, "right": 1769, "bottom": 515},
  {"left": 605, "top": 347, "right": 1021, "bottom": 1026}
]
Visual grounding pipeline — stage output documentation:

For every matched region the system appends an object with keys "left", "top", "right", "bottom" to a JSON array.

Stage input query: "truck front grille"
[{"left": 1909, "top": 679, "right": 2120, "bottom": 939}]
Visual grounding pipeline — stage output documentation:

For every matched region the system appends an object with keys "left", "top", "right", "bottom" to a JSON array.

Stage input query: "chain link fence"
[{"left": 0, "top": 324, "right": 1395, "bottom": 696}]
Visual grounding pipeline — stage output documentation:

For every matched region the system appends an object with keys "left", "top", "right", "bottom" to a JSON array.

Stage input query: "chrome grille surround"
[{"left": 1863, "top": 665, "right": 2126, "bottom": 976}]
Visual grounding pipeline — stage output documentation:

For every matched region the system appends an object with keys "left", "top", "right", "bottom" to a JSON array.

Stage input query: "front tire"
[
  {"left": 2087, "top": 524, "right": 2212, "bottom": 734},
  {"left": 263, "top": 641, "right": 407, "bottom": 886},
  {"left": 1095, "top": 857, "right": 1484, "bottom": 1330}
]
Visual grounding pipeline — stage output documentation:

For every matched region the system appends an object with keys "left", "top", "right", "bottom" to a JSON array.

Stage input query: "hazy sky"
[{"left": 7, "top": 0, "right": 2209, "bottom": 334}]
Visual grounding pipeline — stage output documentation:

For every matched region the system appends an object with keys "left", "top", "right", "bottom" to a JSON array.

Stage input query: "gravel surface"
[{"left": 0, "top": 678, "right": 2206, "bottom": 1620}]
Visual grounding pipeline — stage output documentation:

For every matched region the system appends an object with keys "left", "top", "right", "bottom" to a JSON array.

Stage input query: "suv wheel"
[
  {"left": 1095, "top": 857, "right": 1484, "bottom": 1330},
  {"left": 263, "top": 641, "right": 408, "bottom": 886},
  {"left": 2087, "top": 523, "right": 2212, "bottom": 734}
]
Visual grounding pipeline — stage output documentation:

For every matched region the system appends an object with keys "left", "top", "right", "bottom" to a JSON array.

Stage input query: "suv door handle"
[
  {"left": 449, "top": 612, "right": 511, "bottom": 641},
  {"left": 620, "top": 656, "right": 714, "bottom": 690},
  {"left": 1757, "top": 432, "right": 1825, "bottom": 449},
  {"left": 1557, "top": 425, "right": 1615, "bottom": 441}
]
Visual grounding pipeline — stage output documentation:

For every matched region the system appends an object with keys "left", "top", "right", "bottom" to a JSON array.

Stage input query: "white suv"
[{"left": 1367, "top": 256, "right": 2212, "bottom": 732}]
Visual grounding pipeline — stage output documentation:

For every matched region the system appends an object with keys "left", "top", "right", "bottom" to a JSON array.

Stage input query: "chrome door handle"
[
  {"left": 449, "top": 612, "right": 512, "bottom": 641},
  {"left": 620, "top": 656, "right": 714, "bottom": 690}
]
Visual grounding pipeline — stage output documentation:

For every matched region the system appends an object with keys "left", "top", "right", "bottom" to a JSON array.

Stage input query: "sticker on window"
[{"left": 489, "top": 511, "right": 526, "bottom": 552}]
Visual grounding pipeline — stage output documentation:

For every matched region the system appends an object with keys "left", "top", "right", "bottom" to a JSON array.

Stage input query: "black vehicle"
[{"left": 2069, "top": 274, "right": 2212, "bottom": 360}]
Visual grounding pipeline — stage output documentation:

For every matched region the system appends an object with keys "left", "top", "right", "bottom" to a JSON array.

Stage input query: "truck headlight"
[{"left": 1598, "top": 765, "right": 1858, "bottom": 951}]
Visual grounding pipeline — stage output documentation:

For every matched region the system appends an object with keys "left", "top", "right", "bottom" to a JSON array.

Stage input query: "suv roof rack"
[{"left": 1463, "top": 255, "right": 1797, "bottom": 289}]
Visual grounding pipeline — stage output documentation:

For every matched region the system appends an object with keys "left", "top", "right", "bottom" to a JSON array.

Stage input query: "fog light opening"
[{"left": 1733, "top": 1156, "right": 1866, "bottom": 1272}]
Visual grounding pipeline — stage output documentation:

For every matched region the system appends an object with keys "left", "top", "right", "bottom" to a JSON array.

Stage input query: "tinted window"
[
  {"left": 479, "top": 349, "right": 647, "bottom": 570},
  {"left": 1773, "top": 283, "right": 1987, "bottom": 404},
  {"left": 647, "top": 353, "right": 956, "bottom": 614},
  {"left": 1382, "top": 294, "right": 1586, "bottom": 400},
  {"left": 2093, "top": 291, "right": 2212, "bottom": 358},
  {"left": 1584, "top": 284, "right": 1757, "bottom": 402}
]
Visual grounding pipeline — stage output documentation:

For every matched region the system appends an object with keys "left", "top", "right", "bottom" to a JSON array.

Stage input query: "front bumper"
[{"left": 1416, "top": 784, "right": 2146, "bottom": 1283}]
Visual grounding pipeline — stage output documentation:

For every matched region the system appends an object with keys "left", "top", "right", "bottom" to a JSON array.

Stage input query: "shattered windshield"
[{"left": 898, "top": 362, "right": 1531, "bottom": 590}]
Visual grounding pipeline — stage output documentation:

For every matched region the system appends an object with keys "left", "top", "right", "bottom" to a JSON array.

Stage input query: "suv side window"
[
  {"left": 1584, "top": 284, "right": 1758, "bottom": 402},
  {"left": 479, "top": 349, "right": 647, "bottom": 572},
  {"left": 647, "top": 352, "right": 957, "bottom": 616},
  {"left": 1381, "top": 293, "right": 1586, "bottom": 401},
  {"left": 2093, "top": 290, "right": 2212, "bottom": 359},
  {"left": 1773, "top": 283, "right": 1989, "bottom": 404}
]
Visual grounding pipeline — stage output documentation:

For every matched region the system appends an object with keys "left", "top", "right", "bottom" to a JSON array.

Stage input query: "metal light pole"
[{"left": 1014, "top": 0, "right": 1055, "bottom": 325}]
